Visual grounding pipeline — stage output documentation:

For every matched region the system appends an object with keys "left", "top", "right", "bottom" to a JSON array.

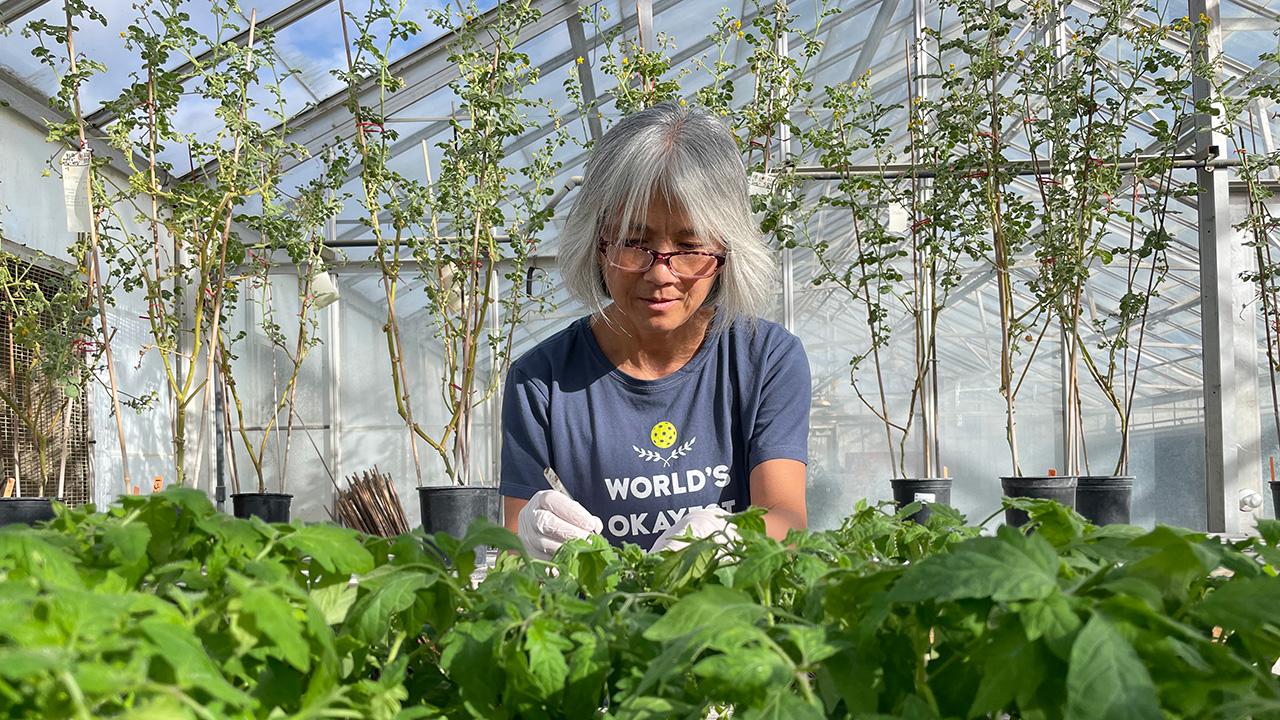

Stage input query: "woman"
[{"left": 500, "top": 101, "right": 810, "bottom": 559}]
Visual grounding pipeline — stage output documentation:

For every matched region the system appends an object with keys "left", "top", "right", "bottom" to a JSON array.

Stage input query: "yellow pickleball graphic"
[{"left": 650, "top": 421, "right": 677, "bottom": 449}]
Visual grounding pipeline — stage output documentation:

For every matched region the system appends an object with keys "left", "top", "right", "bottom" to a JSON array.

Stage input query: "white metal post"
[
  {"left": 1191, "top": 0, "right": 1261, "bottom": 533},
  {"left": 777, "top": 10, "right": 795, "bottom": 332}
]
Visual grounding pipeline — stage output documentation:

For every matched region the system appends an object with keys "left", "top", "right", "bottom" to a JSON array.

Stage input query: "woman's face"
[{"left": 599, "top": 195, "right": 725, "bottom": 340}]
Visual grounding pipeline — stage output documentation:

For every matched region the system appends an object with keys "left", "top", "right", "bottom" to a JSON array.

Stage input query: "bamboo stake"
[
  {"left": 6, "top": 315, "right": 20, "bottom": 497},
  {"left": 55, "top": 398, "right": 72, "bottom": 500},
  {"left": 330, "top": 466, "right": 408, "bottom": 536},
  {"left": 63, "top": 5, "right": 133, "bottom": 497}
]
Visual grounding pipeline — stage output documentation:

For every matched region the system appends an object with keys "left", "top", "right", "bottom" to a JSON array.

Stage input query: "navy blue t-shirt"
[{"left": 500, "top": 315, "right": 810, "bottom": 549}]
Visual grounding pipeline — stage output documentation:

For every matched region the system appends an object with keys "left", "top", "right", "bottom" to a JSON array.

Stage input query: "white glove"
[
  {"left": 517, "top": 489, "right": 604, "bottom": 561},
  {"left": 649, "top": 507, "right": 739, "bottom": 553}
]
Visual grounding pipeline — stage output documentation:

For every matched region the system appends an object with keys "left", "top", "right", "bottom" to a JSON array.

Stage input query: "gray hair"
[{"left": 559, "top": 101, "right": 774, "bottom": 332}]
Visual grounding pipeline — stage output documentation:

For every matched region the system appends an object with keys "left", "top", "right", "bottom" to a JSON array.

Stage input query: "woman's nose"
[{"left": 643, "top": 256, "right": 679, "bottom": 283}]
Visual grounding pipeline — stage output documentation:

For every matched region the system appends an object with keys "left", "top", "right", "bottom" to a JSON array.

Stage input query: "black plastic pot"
[
  {"left": 418, "top": 486, "right": 500, "bottom": 539},
  {"left": 0, "top": 497, "right": 56, "bottom": 527},
  {"left": 890, "top": 477, "right": 952, "bottom": 523},
  {"left": 1075, "top": 475, "right": 1133, "bottom": 526},
  {"left": 1001, "top": 475, "right": 1077, "bottom": 527},
  {"left": 1271, "top": 481, "right": 1280, "bottom": 519},
  {"left": 231, "top": 492, "right": 293, "bottom": 523}
]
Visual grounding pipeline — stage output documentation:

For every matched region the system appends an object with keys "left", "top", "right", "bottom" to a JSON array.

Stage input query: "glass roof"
[{"left": 2, "top": 0, "right": 1275, "bottom": 405}]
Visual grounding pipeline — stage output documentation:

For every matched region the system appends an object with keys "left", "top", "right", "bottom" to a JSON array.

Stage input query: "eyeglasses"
[{"left": 598, "top": 241, "right": 726, "bottom": 279}]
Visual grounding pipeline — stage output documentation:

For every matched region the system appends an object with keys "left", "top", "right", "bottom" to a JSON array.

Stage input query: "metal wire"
[{"left": 0, "top": 254, "right": 91, "bottom": 505}]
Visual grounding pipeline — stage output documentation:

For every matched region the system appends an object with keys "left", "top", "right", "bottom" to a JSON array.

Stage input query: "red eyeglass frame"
[{"left": 596, "top": 240, "right": 727, "bottom": 278}]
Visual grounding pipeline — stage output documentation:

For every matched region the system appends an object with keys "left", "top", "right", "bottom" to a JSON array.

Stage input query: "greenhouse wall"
[
  {"left": 1, "top": 0, "right": 1278, "bottom": 533},
  {"left": 0, "top": 104, "right": 179, "bottom": 506}
]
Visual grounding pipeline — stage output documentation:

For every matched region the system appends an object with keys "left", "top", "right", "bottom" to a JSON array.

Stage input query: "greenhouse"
[{"left": 1, "top": 0, "right": 1280, "bottom": 716}]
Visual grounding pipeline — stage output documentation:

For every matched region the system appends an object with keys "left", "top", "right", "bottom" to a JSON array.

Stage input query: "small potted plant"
[{"left": 0, "top": 247, "right": 91, "bottom": 526}]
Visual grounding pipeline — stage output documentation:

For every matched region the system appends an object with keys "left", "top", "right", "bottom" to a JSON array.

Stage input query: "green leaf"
[
  {"left": 139, "top": 620, "right": 248, "bottom": 706},
  {"left": 739, "top": 689, "right": 826, "bottom": 720},
  {"left": 693, "top": 648, "right": 791, "bottom": 696},
  {"left": 120, "top": 695, "right": 196, "bottom": 719},
  {"left": 524, "top": 615, "right": 571, "bottom": 697},
  {"left": 346, "top": 570, "right": 428, "bottom": 644},
  {"left": 280, "top": 524, "right": 374, "bottom": 576},
  {"left": 311, "top": 582, "right": 358, "bottom": 625},
  {"left": 1256, "top": 518, "right": 1280, "bottom": 547},
  {"left": 439, "top": 620, "right": 503, "bottom": 714},
  {"left": 0, "top": 648, "right": 64, "bottom": 680},
  {"left": 73, "top": 659, "right": 140, "bottom": 695},
  {"left": 1019, "top": 592, "right": 1081, "bottom": 643},
  {"left": 890, "top": 528, "right": 1059, "bottom": 603},
  {"left": 103, "top": 522, "right": 151, "bottom": 578},
  {"left": 0, "top": 531, "right": 81, "bottom": 588},
  {"left": 1195, "top": 575, "right": 1280, "bottom": 631},
  {"left": 644, "top": 586, "right": 768, "bottom": 642},
  {"left": 969, "top": 621, "right": 1048, "bottom": 717},
  {"left": 779, "top": 624, "right": 840, "bottom": 665},
  {"left": 240, "top": 586, "right": 310, "bottom": 671},
  {"left": 1121, "top": 526, "right": 1217, "bottom": 597},
  {"left": 732, "top": 544, "right": 788, "bottom": 589},
  {"left": 1065, "top": 614, "right": 1160, "bottom": 720}
]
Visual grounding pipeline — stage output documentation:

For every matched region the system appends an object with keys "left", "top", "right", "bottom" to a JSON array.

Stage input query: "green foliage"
[
  {"left": 334, "top": 0, "right": 566, "bottom": 486},
  {"left": 0, "top": 251, "right": 94, "bottom": 496},
  {"left": 26, "top": 0, "right": 342, "bottom": 490},
  {"left": 3, "top": 492, "right": 1279, "bottom": 718}
]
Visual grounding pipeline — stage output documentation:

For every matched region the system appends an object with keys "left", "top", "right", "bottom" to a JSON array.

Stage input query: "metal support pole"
[
  {"left": 214, "top": 363, "right": 226, "bottom": 511},
  {"left": 911, "top": 0, "right": 938, "bottom": 477},
  {"left": 1045, "top": 4, "right": 1080, "bottom": 475},
  {"left": 1192, "top": 0, "right": 1261, "bottom": 533},
  {"left": 777, "top": 12, "right": 795, "bottom": 332},
  {"left": 327, "top": 213, "right": 343, "bottom": 493}
]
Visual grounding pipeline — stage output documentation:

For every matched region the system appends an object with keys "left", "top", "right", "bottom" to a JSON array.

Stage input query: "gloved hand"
[
  {"left": 649, "top": 507, "right": 739, "bottom": 553},
  {"left": 517, "top": 490, "right": 604, "bottom": 561}
]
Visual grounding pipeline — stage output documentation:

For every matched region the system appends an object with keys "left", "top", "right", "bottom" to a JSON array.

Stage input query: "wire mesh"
[{"left": 0, "top": 253, "right": 91, "bottom": 506}]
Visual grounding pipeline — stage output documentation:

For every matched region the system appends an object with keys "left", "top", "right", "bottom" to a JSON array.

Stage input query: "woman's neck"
[{"left": 591, "top": 306, "right": 714, "bottom": 380}]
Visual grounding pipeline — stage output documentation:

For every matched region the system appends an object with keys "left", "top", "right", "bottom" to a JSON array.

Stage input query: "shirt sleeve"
[
  {"left": 499, "top": 368, "right": 553, "bottom": 500},
  {"left": 748, "top": 331, "right": 811, "bottom": 470}
]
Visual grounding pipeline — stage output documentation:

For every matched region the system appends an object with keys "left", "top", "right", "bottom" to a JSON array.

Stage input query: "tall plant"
[
  {"left": 30, "top": 0, "right": 314, "bottom": 484},
  {"left": 799, "top": 58, "right": 988, "bottom": 479},
  {"left": 336, "top": 0, "right": 565, "bottom": 486},
  {"left": 934, "top": 0, "right": 1043, "bottom": 475},
  {"left": 29, "top": 0, "right": 316, "bottom": 488},
  {"left": 219, "top": 175, "right": 341, "bottom": 494},
  {"left": 1018, "top": 1, "right": 1201, "bottom": 476},
  {"left": 24, "top": 0, "right": 135, "bottom": 495}
]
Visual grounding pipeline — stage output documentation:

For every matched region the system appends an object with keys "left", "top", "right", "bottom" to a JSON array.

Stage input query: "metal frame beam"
[
  {"left": 179, "top": 0, "right": 578, "bottom": 183},
  {"left": 0, "top": 0, "right": 48, "bottom": 25},
  {"left": 85, "top": 0, "right": 336, "bottom": 128}
]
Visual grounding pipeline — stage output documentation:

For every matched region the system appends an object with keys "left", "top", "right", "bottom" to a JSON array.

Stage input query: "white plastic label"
[
  {"left": 747, "top": 171, "right": 776, "bottom": 196},
  {"left": 913, "top": 492, "right": 936, "bottom": 504},
  {"left": 887, "top": 202, "right": 910, "bottom": 233},
  {"left": 61, "top": 149, "right": 92, "bottom": 233}
]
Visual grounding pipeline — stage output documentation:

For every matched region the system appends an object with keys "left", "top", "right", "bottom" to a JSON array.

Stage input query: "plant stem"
[{"left": 62, "top": 7, "right": 132, "bottom": 496}]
